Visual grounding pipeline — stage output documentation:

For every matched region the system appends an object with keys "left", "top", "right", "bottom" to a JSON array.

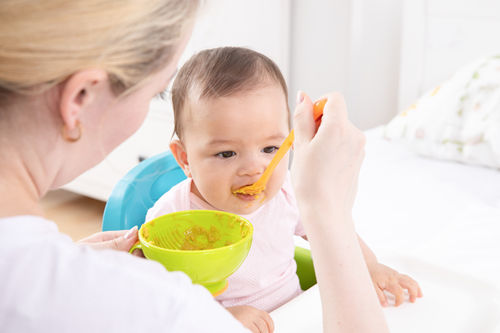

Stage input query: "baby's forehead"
[
  {"left": 189, "top": 82, "right": 287, "bottom": 113},
  {"left": 180, "top": 86, "right": 289, "bottom": 139}
]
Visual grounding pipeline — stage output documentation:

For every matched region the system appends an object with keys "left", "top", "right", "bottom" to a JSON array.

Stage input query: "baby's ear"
[{"left": 170, "top": 140, "right": 191, "bottom": 177}]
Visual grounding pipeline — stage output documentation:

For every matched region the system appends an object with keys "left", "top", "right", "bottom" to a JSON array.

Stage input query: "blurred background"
[{"left": 46, "top": 0, "right": 500, "bottom": 236}]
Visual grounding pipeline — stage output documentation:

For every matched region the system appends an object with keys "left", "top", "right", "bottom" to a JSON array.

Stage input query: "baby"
[{"left": 147, "top": 46, "right": 422, "bottom": 319}]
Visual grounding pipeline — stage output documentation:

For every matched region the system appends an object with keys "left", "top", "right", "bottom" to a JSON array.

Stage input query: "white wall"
[
  {"left": 289, "top": 0, "right": 351, "bottom": 108},
  {"left": 398, "top": 0, "right": 500, "bottom": 110},
  {"left": 289, "top": 0, "right": 403, "bottom": 130}
]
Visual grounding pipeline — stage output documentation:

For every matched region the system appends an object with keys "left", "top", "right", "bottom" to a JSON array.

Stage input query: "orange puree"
[{"left": 181, "top": 225, "right": 225, "bottom": 250}]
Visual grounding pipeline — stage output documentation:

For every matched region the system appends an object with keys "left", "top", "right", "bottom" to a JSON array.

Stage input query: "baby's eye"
[
  {"left": 262, "top": 146, "right": 279, "bottom": 154},
  {"left": 216, "top": 151, "right": 236, "bottom": 159}
]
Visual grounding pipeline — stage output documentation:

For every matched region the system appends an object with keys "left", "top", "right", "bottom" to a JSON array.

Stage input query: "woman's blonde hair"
[{"left": 0, "top": 0, "right": 198, "bottom": 103}]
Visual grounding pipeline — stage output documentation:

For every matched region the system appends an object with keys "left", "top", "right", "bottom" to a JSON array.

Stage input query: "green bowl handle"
[{"left": 129, "top": 241, "right": 142, "bottom": 254}]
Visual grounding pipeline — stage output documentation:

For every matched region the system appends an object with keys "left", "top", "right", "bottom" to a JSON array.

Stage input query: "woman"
[{"left": 0, "top": 1, "right": 388, "bottom": 332}]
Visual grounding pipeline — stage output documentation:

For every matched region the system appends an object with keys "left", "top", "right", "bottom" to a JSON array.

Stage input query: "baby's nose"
[{"left": 238, "top": 156, "right": 266, "bottom": 177}]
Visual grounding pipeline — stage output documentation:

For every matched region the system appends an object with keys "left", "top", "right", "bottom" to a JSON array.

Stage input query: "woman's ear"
[
  {"left": 170, "top": 140, "right": 191, "bottom": 177},
  {"left": 59, "top": 69, "right": 108, "bottom": 131}
]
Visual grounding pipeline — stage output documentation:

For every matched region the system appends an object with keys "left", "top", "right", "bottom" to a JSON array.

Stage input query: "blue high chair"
[{"left": 102, "top": 151, "right": 316, "bottom": 291}]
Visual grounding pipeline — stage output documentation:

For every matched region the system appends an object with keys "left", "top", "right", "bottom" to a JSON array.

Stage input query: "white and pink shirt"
[{"left": 146, "top": 173, "right": 306, "bottom": 312}]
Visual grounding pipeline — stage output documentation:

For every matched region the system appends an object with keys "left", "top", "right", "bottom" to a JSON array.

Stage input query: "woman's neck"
[
  {"left": 0, "top": 150, "right": 45, "bottom": 218},
  {"left": 0, "top": 97, "right": 62, "bottom": 219}
]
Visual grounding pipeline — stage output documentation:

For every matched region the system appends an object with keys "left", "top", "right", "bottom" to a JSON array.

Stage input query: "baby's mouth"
[
  {"left": 233, "top": 185, "right": 257, "bottom": 201},
  {"left": 235, "top": 192, "right": 257, "bottom": 202}
]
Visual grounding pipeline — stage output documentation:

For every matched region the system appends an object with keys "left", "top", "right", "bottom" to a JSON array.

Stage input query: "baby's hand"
[
  {"left": 226, "top": 305, "right": 274, "bottom": 333},
  {"left": 368, "top": 263, "right": 423, "bottom": 307}
]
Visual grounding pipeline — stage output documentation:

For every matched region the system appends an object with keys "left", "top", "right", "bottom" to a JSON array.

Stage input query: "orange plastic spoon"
[{"left": 233, "top": 99, "right": 326, "bottom": 196}]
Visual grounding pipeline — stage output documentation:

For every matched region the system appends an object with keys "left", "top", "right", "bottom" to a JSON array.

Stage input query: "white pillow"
[{"left": 384, "top": 55, "right": 500, "bottom": 169}]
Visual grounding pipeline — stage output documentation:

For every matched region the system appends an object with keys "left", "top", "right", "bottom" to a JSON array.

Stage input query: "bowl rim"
[{"left": 138, "top": 209, "right": 253, "bottom": 254}]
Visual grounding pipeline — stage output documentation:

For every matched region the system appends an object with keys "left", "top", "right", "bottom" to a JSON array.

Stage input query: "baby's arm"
[{"left": 357, "top": 235, "right": 423, "bottom": 306}]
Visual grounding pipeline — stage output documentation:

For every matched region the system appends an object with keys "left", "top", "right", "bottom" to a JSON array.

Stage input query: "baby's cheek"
[{"left": 205, "top": 175, "right": 230, "bottom": 200}]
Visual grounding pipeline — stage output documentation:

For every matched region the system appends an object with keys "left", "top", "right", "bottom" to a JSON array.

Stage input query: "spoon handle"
[{"left": 251, "top": 129, "right": 295, "bottom": 190}]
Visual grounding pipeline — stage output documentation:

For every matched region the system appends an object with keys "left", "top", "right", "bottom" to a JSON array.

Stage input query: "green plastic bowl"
[{"left": 130, "top": 210, "right": 253, "bottom": 296}]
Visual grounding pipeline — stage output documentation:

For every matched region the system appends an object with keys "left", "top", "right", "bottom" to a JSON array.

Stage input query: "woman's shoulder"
[{"left": 0, "top": 215, "right": 59, "bottom": 235}]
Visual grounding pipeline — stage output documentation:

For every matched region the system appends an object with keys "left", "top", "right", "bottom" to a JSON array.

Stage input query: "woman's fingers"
[
  {"left": 78, "top": 230, "right": 127, "bottom": 243},
  {"left": 318, "top": 92, "right": 348, "bottom": 127},
  {"left": 131, "top": 248, "right": 145, "bottom": 257},
  {"left": 293, "top": 90, "right": 314, "bottom": 147},
  {"left": 87, "top": 233, "right": 138, "bottom": 252},
  {"left": 78, "top": 226, "right": 138, "bottom": 252}
]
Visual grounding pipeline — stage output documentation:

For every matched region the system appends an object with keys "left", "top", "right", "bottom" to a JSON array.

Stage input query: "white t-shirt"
[{"left": 0, "top": 215, "right": 249, "bottom": 333}]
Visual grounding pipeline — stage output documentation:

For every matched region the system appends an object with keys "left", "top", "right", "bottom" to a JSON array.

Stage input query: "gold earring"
[{"left": 62, "top": 120, "right": 82, "bottom": 142}]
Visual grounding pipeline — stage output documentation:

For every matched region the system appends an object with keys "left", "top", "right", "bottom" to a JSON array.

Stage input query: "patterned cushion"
[{"left": 384, "top": 55, "right": 500, "bottom": 169}]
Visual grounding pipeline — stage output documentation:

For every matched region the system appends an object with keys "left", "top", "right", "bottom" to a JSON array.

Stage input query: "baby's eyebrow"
[
  {"left": 264, "top": 134, "right": 287, "bottom": 142},
  {"left": 207, "top": 139, "right": 235, "bottom": 146},
  {"left": 207, "top": 134, "right": 287, "bottom": 146}
]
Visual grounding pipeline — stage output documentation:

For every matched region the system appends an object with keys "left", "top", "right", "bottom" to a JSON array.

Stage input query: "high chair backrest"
[{"left": 102, "top": 151, "right": 186, "bottom": 231}]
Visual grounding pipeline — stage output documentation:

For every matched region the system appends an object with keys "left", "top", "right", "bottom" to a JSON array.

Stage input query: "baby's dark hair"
[{"left": 171, "top": 46, "right": 289, "bottom": 139}]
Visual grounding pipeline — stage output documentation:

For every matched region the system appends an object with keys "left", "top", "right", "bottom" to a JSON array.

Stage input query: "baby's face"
[{"left": 181, "top": 84, "right": 289, "bottom": 215}]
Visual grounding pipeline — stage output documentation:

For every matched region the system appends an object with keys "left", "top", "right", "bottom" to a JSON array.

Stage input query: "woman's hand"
[
  {"left": 78, "top": 226, "right": 138, "bottom": 252},
  {"left": 291, "top": 91, "right": 365, "bottom": 219},
  {"left": 226, "top": 305, "right": 274, "bottom": 333}
]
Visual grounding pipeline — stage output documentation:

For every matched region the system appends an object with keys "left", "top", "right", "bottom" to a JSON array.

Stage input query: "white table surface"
[{"left": 271, "top": 255, "right": 500, "bottom": 333}]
